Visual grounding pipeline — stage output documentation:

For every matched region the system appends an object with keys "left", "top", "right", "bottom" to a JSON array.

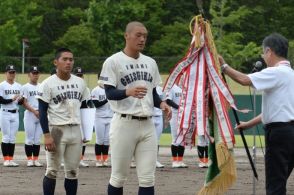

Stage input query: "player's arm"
[
  {"left": 38, "top": 99, "right": 49, "bottom": 134},
  {"left": 166, "top": 99, "right": 179, "bottom": 109},
  {"left": 0, "top": 95, "right": 18, "bottom": 104},
  {"left": 22, "top": 99, "right": 39, "bottom": 118},
  {"left": 153, "top": 87, "right": 162, "bottom": 108},
  {"left": 38, "top": 99, "right": 55, "bottom": 152},
  {"left": 92, "top": 99, "right": 108, "bottom": 108},
  {"left": 153, "top": 87, "right": 172, "bottom": 121},
  {"left": 104, "top": 84, "right": 127, "bottom": 100}
]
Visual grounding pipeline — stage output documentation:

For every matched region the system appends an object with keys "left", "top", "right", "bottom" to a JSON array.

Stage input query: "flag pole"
[
  {"left": 195, "top": 0, "right": 258, "bottom": 180},
  {"left": 221, "top": 73, "right": 258, "bottom": 180}
]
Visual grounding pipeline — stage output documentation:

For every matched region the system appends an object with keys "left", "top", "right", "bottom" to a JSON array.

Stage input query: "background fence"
[{"left": 13, "top": 95, "right": 262, "bottom": 135}]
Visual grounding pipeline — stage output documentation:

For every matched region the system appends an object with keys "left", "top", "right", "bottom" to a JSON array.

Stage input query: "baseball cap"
[
  {"left": 73, "top": 67, "right": 83, "bottom": 76},
  {"left": 5, "top": 65, "right": 16, "bottom": 72},
  {"left": 29, "top": 66, "right": 40, "bottom": 73}
]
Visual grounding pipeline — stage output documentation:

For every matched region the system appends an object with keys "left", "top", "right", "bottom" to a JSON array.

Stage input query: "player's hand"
[
  {"left": 126, "top": 86, "right": 148, "bottom": 99},
  {"left": 33, "top": 110, "right": 40, "bottom": 119},
  {"left": 44, "top": 133, "right": 56, "bottom": 152},
  {"left": 12, "top": 95, "right": 20, "bottom": 101},
  {"left": 160, "top": 101, "right": 172, "bottom": 121}
]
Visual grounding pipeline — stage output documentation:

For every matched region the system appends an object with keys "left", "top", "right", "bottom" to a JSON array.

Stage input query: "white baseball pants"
[
  {"left": 0, "top": 110, "right": 19, "bottom": 143},
  {"left": 109, "top": 113, "right": 157, "bottom": 188},
  {"left": 24, "top": 110, "right": 42, "bottom": 145}
]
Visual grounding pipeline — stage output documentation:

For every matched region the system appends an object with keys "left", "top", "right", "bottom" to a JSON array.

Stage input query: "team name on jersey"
[
  {"left": 120, "top": 63, "right": 153, "bottom": 86},
  {"left": 4, "top": 89, "right": 20, "bottom": 95},
  {"left": 175, "top": 92, "right": 181, "bottom": 97},
  {"left": 121, "top": 71, "right": 153, "bottom": 86},
  {"left": 52, "top": 91, "right": 82, "bottom": 104},
  {"left": 45, "top": 84, "right": 83, "bottom": 104},
  {"left": 98, "top": 95, "right": 106, "bottom": 101},
  {"left": 29, "top": 90, "right": 40, "bottom": 97}
]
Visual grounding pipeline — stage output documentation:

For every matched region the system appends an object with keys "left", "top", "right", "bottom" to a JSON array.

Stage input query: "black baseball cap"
[
  {"left": 5, "top": 65, "right": 16, "bottom": 72},
  {"left": 73, "top": 67, "right": 83, "bottom": 76},
  {"left": 29, "top": 66, "right": 40, "bottom": 73}
]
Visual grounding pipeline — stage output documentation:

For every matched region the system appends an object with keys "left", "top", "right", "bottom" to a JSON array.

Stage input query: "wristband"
[{"left": 221, "top": 63, "right": 229, "bottom": 72}]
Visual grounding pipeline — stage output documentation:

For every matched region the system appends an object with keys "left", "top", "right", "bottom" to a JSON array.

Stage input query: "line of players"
[{"left": 0, "top": 65, "right": 209, "bottom": 168}]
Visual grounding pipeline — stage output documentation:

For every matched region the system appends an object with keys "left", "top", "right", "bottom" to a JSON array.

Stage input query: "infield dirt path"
[{"left": 1, "top": 145, "right": 294, "bottom": 195}]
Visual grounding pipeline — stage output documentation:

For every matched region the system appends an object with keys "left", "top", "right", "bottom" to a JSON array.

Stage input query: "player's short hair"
[
  {"left": 125, "top": 21, "right": 146, "bottom": 33},
  {"left": 262, "top": 33, "right": 288, "bottom": 58},
  {"left": 55, "top": 48, "right": 72, "bottom": 60}
]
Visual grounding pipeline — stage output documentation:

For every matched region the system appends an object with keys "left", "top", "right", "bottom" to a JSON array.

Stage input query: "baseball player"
[
  {"left": 37, "top": 48, "right": 90, "bottom": 195},
  {"left": 22, "top": 66, "right": 43, "bottom": 167},
  {"left": 73, "top": 67, "right": 90, "bottom": 167},
  {"left": 166, "top": 84, "right": 188, "bottom": 168},
  {"left": 91, "top": 74, "right": 113, "bottom": 167},
  {"left": 0, "top": 65, "right": 23, "bottom": 167},
  {"left": 99, "top": 21, "right": 171, "bottom": 195},
  {"left": 152, "top": 85, "right": 164, "bottom": 168}
]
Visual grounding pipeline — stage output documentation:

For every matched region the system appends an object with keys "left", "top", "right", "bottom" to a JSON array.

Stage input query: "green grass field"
[
  {"left": 0, "top": 132, "right": 265, "bottom": 148},
  {"left": 0, "top": 73, "right": 257, "bottom": 95}
]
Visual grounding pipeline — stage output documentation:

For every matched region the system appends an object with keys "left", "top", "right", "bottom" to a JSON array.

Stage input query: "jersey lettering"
[
  {"left": 4, "top": 89, "right": 20, "bottom": 95},
  {"left": 120, "top": 71, "right": 153, "bottom": 86},
  {"left": 52, "top": 91, "right": 82, "bottom": 104}
]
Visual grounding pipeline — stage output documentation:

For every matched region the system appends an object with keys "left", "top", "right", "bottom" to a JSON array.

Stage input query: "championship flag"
[{"left": 163, "top": 15, "right": 237, "bottom": 194}]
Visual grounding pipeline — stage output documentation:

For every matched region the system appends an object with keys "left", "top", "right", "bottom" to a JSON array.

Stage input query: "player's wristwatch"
[{"left": 221, "top": 63, "right": 229, "bottom": 73}]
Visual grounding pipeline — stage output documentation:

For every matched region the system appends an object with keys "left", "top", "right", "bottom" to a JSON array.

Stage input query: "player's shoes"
[
  {"left": 130, "top": 161, "right": 136, "bottom": 168},
  {"left": 172, "top": 161, "right": 181, "bottom": 168},
  {"left": 34, "top": 160, "right": 43, "bottom": 167},
  {"left": 3, "top": 160, "right": 10, "bottom": 167},
  {"left": 27, "top": 160, "right": 34, "bottom": 167},
  {"left": 198, "top": 162, "right": 208, "bottom": 168},
  {"left": 103, "top": 160, "right": 111, "bottom": 167},
  {"left": 9, "top": 160, "right": 19, "bottom": 167},
  {"left": 79, "top": 160, "right": 89, "bottom": 167},
  {"left": 96, "top": 160, "right": 103, "bottom": 167},
  {"left": 156, "top": 161, "right": 164, "bottom": 168},
  {"left": 178, "top": 161, "right": 188, "bottom": 168}
]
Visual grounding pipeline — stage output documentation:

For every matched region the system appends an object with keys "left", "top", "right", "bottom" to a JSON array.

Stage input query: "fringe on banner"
[{"left": 198, "top": 143, "right": 237, "bottom": 195}]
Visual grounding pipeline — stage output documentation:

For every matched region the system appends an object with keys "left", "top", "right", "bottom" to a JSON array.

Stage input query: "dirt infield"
[{"left": 1, "top": 145, "right": 294, "bottom": 195}]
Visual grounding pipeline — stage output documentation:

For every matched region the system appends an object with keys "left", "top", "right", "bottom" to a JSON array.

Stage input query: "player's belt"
[
  {"left": 2, "top": 109, "right": 18, "bottom": 113},
  {"left": 120, "top": 114, "right": 150, "bottom": 121}
]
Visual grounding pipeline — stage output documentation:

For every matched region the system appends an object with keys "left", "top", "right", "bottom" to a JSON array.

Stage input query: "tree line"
[{"left": 0, "top": 0, "right": 293, "bottom": 73}]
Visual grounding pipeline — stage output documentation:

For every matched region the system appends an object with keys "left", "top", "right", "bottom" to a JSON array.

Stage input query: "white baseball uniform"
[
  {"left": 22, "top": 82, "right": 42, "bottom": 145},
  {"left": 91, "top": 85, "right": 113, "bottom": 145},
  {"left": 166, "top": 84, "right": 182, "bottom": 146},
  {"left": 37, "top": 74, "right": 90, "bottom": 179},
  {"left": 99, "top": 51, "right": 161, "bottom": 188},
  {"left": 0, "top": 80, "right": 22, "bottom": 143}
]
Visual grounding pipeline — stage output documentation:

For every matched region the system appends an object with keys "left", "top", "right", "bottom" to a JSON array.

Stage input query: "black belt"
[
  {"left": 2, "top": 109, "right": 17, "bottom": 113},
  {"left": 67, "top": 124, "right": 78, "bottom": 126},
  {"left": 120, "top": 114, "right": 150, "bottom": 121},
  {"left": 264, "top": 121, "right": 294, "bottom": 129}
]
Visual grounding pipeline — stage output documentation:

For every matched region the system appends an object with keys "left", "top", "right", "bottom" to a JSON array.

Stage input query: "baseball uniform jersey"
[{"left": 99, "top": 51, "right": 161, "bottom": 188}]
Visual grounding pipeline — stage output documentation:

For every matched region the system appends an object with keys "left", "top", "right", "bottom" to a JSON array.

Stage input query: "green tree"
[
  {"left": 86, "top": 0, "right": 166, "bottom": 56},
  {"left": 209, "top": 0, "right": 260, "bottom": 71}
]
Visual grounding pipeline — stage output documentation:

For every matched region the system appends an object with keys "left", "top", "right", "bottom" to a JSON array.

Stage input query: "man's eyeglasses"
[
  {"left": 31, "top": 72, "right": 39, "bottom": 75},
  {"left": 8, "top": 71, "right": 16, "bottom": 74}
]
